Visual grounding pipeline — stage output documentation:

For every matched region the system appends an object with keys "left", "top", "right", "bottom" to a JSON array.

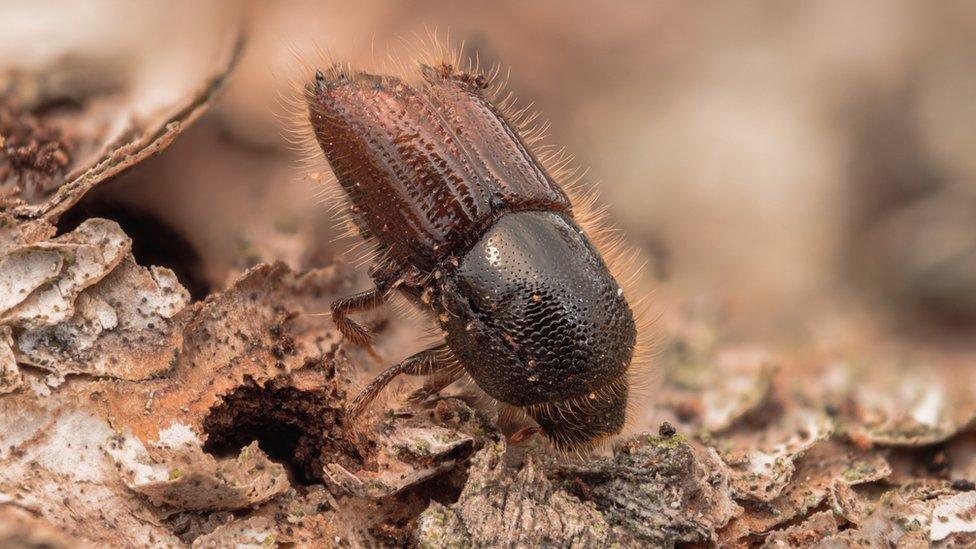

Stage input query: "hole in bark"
[
  {"left": 57, "top": 195, "right": 211, "bottom": 300},
  {"left": 202, "top": 379, "right": 365, "bottom": 486}
]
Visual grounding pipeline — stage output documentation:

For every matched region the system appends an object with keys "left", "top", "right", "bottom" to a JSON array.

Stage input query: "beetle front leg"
[
  {"left": 331, "top": 287, "right": 385, "bottom": 348},
  {"left": 347, "top": 343, "right": 452, "bottom": 418}
]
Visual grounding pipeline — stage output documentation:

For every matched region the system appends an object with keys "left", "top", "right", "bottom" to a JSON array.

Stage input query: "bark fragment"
[
  {"left": 556, "top": 435, "right": 741, "bottom": 546},
  {"left": 0, "top": 219, "right": 190, "bottom": 380},
  {"left": 417, "top": 433, "right": 740, "bottom": 548},
  {"left": 107, "top": 438, "right": 290, "bottom": 511},
  {"left": 0, "top": 217, "right": 131, "bottom": 327},
  {"left": 416, "top": 441, "right": 628, "bottom": 548},
  {"left": 719, "top": 409, "right": 834, "bottom": 502},
  {"left": 843, "top": 368, "right": 976, "bottom": 447},
  {"left": 0, "top": 504, "right": 83, "bottom": 549},
  {"left": 3, "top": 34, "right": 243, "bottom": 227},
  {"left": 190, "top": 516, "right": 277, "bottom": 549},
  {"left": 326, "top": 399, "right": 493, "bottom": 499},
  {"left": 719, "top": 440, "right": 891, "bottom": 541},
  {"left": 0, "top": 326, "right": 20, "bottom": 394},
  {"left": 761, "top": 510, "right": 839, "bottom": 548},
  {"left": 653, "top": 322, "right": 775, "bottom": 433},
  {"left": 824, "top": 482, "right": 976, "bottom": 546}
]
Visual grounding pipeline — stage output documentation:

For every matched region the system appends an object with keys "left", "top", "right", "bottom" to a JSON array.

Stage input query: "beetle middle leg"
[{"left": 348, "top": 343, "right": 453, "bottom": 417}]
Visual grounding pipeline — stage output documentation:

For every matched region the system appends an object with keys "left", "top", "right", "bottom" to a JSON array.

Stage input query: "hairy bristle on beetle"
[{"left": 284, "top": 35, "right": 655, "bottom": 451}]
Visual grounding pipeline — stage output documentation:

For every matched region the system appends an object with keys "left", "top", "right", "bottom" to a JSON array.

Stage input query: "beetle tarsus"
[
  {"left": 406, "top": 366, "right": 463, "bottom": 404},
  {"left": 508, "top": 426, "right": 542, "bottom": 445},
  {"left": 332, "top": 287, "right": 385, "bottom": 348}
]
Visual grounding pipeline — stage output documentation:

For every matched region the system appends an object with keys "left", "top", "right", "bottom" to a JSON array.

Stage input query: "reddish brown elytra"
[{"left": 304, "top": 60, "right": 644, "bottom": 451}]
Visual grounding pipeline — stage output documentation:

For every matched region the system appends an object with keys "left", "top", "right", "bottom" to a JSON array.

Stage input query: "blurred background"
[{"left": 3, "top": 0, "right": 975, "bottom": 347}]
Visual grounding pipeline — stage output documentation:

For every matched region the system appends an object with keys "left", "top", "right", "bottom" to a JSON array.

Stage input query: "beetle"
[{"left": 302, "top": 58, "right": 646, "bottom": 450}]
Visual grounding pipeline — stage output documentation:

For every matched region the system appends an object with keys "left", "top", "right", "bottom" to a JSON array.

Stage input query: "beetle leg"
[
  {"left": 331, "top": 287, "right": 385, "bottom": 349},
  {"left": 347, "top": 343, "right": 452, "bottom": 418},
  {"left": 406, "top": 364, "right": 464, "bottom": 404},
  {"left": 508, "top": 426, "right": 542, "bottom": 445}
]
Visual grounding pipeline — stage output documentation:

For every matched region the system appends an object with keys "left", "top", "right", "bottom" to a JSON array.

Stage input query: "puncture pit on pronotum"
[{"left": 286, "top": 42, "right": 654, "bottom": 452}]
